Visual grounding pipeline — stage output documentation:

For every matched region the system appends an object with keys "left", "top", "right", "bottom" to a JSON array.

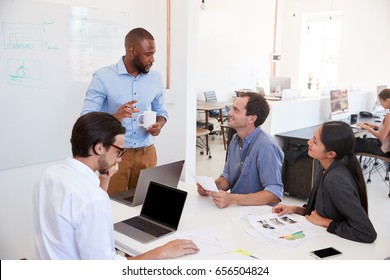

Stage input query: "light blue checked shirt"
[
  {"left": 221, "top": 126, "right": 284, "bottom": 202},
  {"left": 81, "top": 57, "right": 168, "bottom": 148}
]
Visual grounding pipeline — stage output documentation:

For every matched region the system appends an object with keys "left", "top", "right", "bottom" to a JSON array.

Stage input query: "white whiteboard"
[{"left": 0, "top": 0, "right": 166, "bottom": 170}]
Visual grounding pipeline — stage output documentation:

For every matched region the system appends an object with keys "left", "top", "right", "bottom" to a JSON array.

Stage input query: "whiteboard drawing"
[
  {"left": 2, "top": 22, "right": 42, "bottom": 50},
  {"left": 8, "top": 59, "right": 41, "bottom": 87},
  {"left": 68, "top": 7, "right": 128, "bottom": 56}
]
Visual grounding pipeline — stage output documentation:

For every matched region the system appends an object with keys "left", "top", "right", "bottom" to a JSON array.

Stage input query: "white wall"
[
  {"left": 197, "top": 0, "right": 276, "bottom": 101},
  {"left": 279, "top": 0, "right": 390, "bottom": 92},
  {"left": 0, "top": 0, "right": 198, "bottom": 259},
  {"left": 198, "top": 0, "right": 390, "bottom": 101},
  {"left": 156, "top": 0, "right": 198, "bottom": 175}
]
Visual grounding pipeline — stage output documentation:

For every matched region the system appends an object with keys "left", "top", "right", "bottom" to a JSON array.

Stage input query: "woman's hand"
[{"left": 272, "top": 203, "right": 296, "bottom": 216}]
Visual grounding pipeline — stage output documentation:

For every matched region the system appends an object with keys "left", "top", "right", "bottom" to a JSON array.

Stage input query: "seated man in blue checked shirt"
[{"left": 197, "top": 92, "right": 284, "bottom": 208}]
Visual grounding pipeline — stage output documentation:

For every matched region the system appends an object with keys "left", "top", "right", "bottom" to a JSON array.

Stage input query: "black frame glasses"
[{"left": 110, "top": 144, "right": 127, "bottom": 158}]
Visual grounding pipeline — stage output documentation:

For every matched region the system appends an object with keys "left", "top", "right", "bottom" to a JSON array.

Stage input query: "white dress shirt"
[{"left": 33, "top": 157, "right": 126, "bottom": 260}]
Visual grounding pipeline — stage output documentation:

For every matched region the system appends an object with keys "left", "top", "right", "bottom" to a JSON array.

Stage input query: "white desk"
[
  {"left": 262, "top": 91, "right": 377, "bottom": 136},
  {"left": 112, "top": 182, "right": 390, "bottom": 260}
]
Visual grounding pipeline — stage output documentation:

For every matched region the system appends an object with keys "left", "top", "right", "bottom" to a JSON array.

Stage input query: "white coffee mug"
[{"left": 136, "top": 111, "right": 156, "bottom": 128}]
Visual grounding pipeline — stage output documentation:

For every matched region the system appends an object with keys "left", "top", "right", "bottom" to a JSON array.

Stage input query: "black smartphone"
[{"left": 310, "top": 247, "right": 342, "bottom": 259}]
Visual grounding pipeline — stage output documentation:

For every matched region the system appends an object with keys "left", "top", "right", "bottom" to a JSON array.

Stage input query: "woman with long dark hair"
[{"left": 273, "top": 121, "right": 377, "bottom": 243}]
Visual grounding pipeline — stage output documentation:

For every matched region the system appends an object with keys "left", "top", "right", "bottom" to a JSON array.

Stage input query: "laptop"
[
  {"left": 109, "top": 160, "right": 184, "bottom": 207},
  {"left": 114, "top": 181, "right": 187, "bottom": 243}
]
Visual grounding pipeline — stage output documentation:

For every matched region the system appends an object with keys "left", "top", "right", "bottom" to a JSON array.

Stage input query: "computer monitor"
[
  {"left": 270, "top": 77, "right": 291, "bottom": 95},
  {"left": 330, "top": 89, "right": 349, "bottom": 120},
  {"left": 374, "top": 85, "right": 387, "bottom": 112},
  {"left": 377, "top": 85, "right": 387, "bottom": 95}
]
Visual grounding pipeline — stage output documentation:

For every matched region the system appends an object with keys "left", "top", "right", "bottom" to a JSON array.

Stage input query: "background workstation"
[
  {"left": 1, "top": 0, "right": 390, "bottom": 260},
  {"left": 276, "top": 116, "right": 379, "bottom": 199}
]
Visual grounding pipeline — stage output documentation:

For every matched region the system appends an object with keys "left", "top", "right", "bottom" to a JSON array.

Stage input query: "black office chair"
[
  {"left": 196, "top": 127, "right": 212, "bottom": 159},
  {"left": 203, "top": 91, "right": 230, "bottom": 149},
  {"left": 356, "top": 152, "right": 390, "bottom": 197}
]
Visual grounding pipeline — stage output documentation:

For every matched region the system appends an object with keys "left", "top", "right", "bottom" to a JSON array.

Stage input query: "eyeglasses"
[{"left": 110, "top": 144, "right": 127, "bottom": 158}]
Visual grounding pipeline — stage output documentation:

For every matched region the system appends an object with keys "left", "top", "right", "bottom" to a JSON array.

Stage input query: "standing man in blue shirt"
[
  {"left": 197, "top": 92, "right": 284, "bottom": 208},
  {"left": 81, "top": 28, "right": 168, "bottom": 195}
]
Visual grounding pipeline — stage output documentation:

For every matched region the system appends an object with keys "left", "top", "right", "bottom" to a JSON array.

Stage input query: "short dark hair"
[
  {"left": 71, "top": 112, "right": 126, "bottom": 157},
  {"left": 125, "top": 27, "right": 154, "bottom": 47},
  {"left": 240, "top": 92, "right": 270, "bottom": 127}
]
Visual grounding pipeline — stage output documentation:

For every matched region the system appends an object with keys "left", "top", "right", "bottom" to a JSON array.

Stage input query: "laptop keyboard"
[
  {"left": 123, "top": 196, "right": 134, "bottom": 203},
  {"left": 123, "top": 217, "right": 171, "bottom": 237}
]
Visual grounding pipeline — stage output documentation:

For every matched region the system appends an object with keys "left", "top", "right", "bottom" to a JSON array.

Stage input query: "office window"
[{"left": 299, "top": 12, "right": 341, "bottom": 88}]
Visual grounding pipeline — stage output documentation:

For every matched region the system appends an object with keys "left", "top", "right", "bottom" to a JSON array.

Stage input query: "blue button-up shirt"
[
  {"left": 81, "top": 57, "right": 169, "bottom": 148},
  {"left": 221, "top": 126, "right": 284, "bottom": 201}
]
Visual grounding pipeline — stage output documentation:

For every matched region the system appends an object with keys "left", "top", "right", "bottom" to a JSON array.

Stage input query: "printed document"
[{"left": 247, "top": 213, "right": 319, "bottom": 247}]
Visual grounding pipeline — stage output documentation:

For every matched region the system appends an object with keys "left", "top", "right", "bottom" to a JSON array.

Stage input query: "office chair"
[
  {"left": 356, "top": 152, "right": 390, "bottom": 197},
  {"left": 204, "top": 90, "right": 218, "bottom": 102},
  {"left": 203, "top": 91, "right": 229, "bottom": 120},
  {"left": 203, "top": 90, "right": 230, "bottom": 149},
  {"left": 196, "top": 127, "right": 212, "bottom": 159},
  {"left": 221, "top": 124, "right": 236, "bottom": 161}
]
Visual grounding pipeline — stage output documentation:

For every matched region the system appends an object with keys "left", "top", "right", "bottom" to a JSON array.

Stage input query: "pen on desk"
[{"left": 235, "top": 248, "right": 259, "bottom": 259}]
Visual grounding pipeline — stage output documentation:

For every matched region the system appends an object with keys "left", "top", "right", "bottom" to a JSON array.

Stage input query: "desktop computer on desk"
[
  {"left": 270, "top": 76, "right": 291, "bottom": 96},
  {"left": 266, "top": 76, "right": 292, "bottom": 102},
  {"left": 329, "top": 89, "right": 349, "bottom": 121}
]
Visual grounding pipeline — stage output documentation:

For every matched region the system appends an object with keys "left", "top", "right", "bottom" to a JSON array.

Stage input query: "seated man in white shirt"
[{"left": 33, "top": 112, "right": 199, "bottom": 260}]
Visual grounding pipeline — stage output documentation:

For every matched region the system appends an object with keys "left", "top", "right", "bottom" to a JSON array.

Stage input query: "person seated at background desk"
[
  {"left": 355, "top": 89, "right": 390, "bottom": 157},
  {"left": 272, "top": 121, "right": 377, "bottom": 243},
  {"left": 197, "top": 92, "right": 284, "bottom": 208},
  {"left": 33, "top": 112, "right": 199, "bottom": 260}
]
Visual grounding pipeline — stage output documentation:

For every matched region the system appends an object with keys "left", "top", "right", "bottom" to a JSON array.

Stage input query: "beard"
[
  {"left": 133, "top": 55, "right": 150, "bottom": 74},
  {"left": 97, "top": 154, "right": 111, "bottom": 175}
]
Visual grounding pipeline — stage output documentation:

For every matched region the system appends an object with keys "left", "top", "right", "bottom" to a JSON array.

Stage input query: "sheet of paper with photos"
[
  {"left": 246, "top": 212, "right": 320, "bottom": 247},
  {"left": 230, "top": 206, "right": 319, "bottom": 247}
]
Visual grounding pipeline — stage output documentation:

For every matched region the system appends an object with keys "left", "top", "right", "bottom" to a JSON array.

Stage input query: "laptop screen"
[{"left": 140, "top": 181, "right": 187, "bottom": 229}]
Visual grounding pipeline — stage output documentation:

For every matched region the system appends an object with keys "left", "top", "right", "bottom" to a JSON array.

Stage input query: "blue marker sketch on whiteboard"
[
  {"left": 2, "top": 22, "right": 42, "bottom": 50},
  {"left": 68, "top": 7, "right": 128, "bottom": 56},
  {"left": 8, "top": 59, "right": 41, "bottom": 87},
  {"left": 67, "top": 7, "right": 129, "bottom": 81},
  {"left": 2, "top": 22, "right": 59, "bottom": 50}
]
